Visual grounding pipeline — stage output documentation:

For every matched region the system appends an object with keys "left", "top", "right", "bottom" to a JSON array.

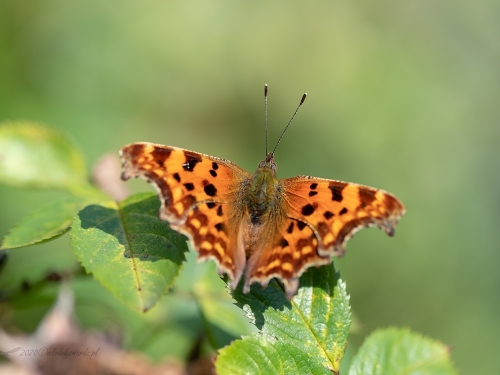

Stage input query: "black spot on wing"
[
  {"left": 215, "top": 223, "right": 225, "bottom": 232},
  {"left": 297, "top": 221, "right": 307, "bottom": 230},
  {"left": 279, "top": 238, "right": 289, "bottom": 248},
  {"left": 209, "top": 169, "right": 217, "bottom": 177},
  {"left": 173, "top": 173, "right": 181, "bottom": 182},
  {"left": 287, "top": 222, "right": 294, "bottom": 234},
  {"left": 184, "top": 182, "right": 195, "bottom": 191},
  {"left": 324, "top": 211, "right": 334, "bottom": 219},
  {"left": 329, "top": 185, "right": 344, "bottom": 202},
  {"left": 212, "top": 162, "right": 219, "bottom": 170},
  {"left": 183, "top": 152, "right": 202, "bottom": 172},
  {"left": 309, "top": 191, "right": 318, "bottom": 197},
  {"left": 206, "top": 202, "right": 216, "bottom": 209},
  {"left": 204, "top": 183, "right": 217, "bottom": 197},
  {"left": 310, "top": 183, "right": 318, "bottom": 190},
  {"left": 302, "top": 203, "right": 316, "bottom": 216},
  {"left": 217, "top": 205, "right": 223, "bottom": 217},
  {"left": 339, "top": 207, "right": 348, "bottom": 215}
]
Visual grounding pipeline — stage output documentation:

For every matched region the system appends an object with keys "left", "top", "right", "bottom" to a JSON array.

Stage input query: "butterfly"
[{"left": 119, "top": 86, "right": 405, "bottom": 299}]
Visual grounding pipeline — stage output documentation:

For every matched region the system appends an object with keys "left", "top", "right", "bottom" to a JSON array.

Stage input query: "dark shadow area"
[
  {"left": 77, "top": 196, "right": 187, "bottom": 268},
  {"left": 231, "top": 263, "right": 339, "bottom": 330}
]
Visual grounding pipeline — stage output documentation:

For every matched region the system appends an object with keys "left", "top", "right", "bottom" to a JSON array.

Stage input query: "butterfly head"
[{"left": 258, "top": 152, "right": 277, "bottom": 173}]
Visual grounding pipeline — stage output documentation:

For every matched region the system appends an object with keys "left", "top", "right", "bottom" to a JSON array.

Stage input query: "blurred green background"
[{"left": 0, "top": 0, "right": 499, "bottom": 373}]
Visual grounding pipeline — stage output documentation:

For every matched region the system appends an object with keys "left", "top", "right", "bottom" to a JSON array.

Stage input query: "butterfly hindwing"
[
  {"left": 245, "top": 217, "right": 331, "bottom": 298},
  {"left": 282, "top": 176, "right": 406, "bottom": 257},
  {"left": 174, "top": 201, "right": 245, "bottom": 281}
]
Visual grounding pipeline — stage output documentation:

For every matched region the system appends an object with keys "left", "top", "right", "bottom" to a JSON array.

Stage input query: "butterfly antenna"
[
  {"left": 272, "top": 92, "right": 307, "bottom": 155},
  {"left": 264, "top": 84, "right": 269, "bottom": 156}
]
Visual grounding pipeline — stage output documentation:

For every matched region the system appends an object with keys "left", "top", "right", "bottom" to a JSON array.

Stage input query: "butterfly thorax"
[{"left": 245, "top": 162, "right": 282, "bottom": 225}]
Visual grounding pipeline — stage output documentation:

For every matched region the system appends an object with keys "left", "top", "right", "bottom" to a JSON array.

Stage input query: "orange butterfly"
[{"left": 119, "top": 86, "right": 405, "bottom": 298}]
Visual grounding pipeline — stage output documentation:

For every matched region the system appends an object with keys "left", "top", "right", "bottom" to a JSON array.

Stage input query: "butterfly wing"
[
  {"left": 281, "top": 176, "right": 406, "bottom": 257},
  {"left": 120, "top": 142, "right": 251, "bottom": 281},
  {"left": 245, "top": 217, "right": 331, "bottom": 298}
]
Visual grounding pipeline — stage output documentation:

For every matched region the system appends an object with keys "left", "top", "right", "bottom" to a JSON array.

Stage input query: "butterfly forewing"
[
  {"left": 281, "top": 176, "right": 406, "bottom": 257},
  {"left": 120, "top": 143, "right": 249, "bottom": 222}
]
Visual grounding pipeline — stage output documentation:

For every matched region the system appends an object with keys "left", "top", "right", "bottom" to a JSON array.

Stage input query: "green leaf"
[
  {"left": 216, "top": 263, "right": 351, "bottom": 375},
  {"left": 217, "top": 335, "right": 333, "bottom": 375},
  {"left": 348, "top": 328, "right": 458, "bottom": 375},
  {"left": 1, "top": 195, "right": 98, "bottom": 249},
  {"left": 198, "top": 295, "right": 255, "bottom": 349},
  {"left": 0, "top": 121, "right": 88, "bottom": 190},
  {"left": 70, "top": 192, "right": 189, "bottom": 312}
]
